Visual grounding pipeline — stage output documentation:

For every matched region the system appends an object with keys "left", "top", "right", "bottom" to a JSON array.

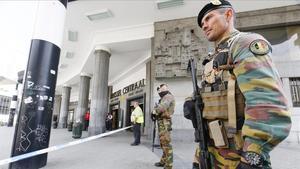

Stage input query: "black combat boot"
[
  {"left": 192, "top": 162, "right": 199, "bottom": 169},
  {"left": 154, "top": 162, "right": 165, "bottom": 167},
  {"left": 130, "top": 142, "right": 139, "bottom": 146}
]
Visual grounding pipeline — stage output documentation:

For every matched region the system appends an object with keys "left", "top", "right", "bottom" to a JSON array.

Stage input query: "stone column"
[
  {"left": 14, "top": 71, "right": 25, "bottom": 125},
  {"left": 73, "top": 73, "right": 91, "bottom": 138},
  {"left": 108, "top": 86, "right": 113, "bottom": 102},
  {"left": 53, "top": 95, "right": 62, "bottom": 117},
  {"left": 58, "top": 85, "right": 71, "bottom": 128},
  {"left": 52, "top": 95, "right": 62, "bottom": 128},
  {"left": 145, "top": 61, "right": 152, "bottom": 138},
  {"left": 88, "top": 47, "right": 111, "bottom": 136},
  {"left": 7, "top": 84, "right": 18, "bottom": 127}
]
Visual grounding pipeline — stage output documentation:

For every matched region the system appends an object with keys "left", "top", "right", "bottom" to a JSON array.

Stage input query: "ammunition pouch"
[
  {"left": 208, "top": 120, "right": 229, "bottom": 148},
  {"left": 202, "top": 89, "right": 228, "bottom": 119},
  {"left": 161, "top": 119, "right": 172, "bottom": 131},
  {"left": 207, "top": 120, "right": 244, "bottom": 149},
  {"left": 202, "top": 79, "right": 245, "bottom": 120},
  {"left": 157, "top": 118, "right": 172, "bottom": 131}
]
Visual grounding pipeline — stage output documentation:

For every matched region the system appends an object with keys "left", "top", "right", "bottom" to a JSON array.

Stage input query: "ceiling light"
[
  {"left": 156, "top": 0, "right": 184, "bottom": 9},
  {"left": 86, "top": 9, "right": 113, "bottom": 21},
  {"left": 68, "top": 30, "right": 78, "bottom": 42},
  {"left": 65, "top": 52, "right": 75, "bottom": 59}
]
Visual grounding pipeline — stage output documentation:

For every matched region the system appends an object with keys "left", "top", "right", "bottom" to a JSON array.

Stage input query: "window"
[{"left": 290, "top": 78, "right": 300, "bottom": 107}]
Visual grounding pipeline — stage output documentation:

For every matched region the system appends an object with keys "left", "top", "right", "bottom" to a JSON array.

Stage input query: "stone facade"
[
  {"left": 236, "top": 5, "right": 300, "bottom": 30},
  {"left": 154, "top": 17, "right": 214, "bottom": 79}
]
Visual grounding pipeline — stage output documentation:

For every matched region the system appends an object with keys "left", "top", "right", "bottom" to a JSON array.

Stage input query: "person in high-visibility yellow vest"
[{"left": 130, "top": 101, "right": 144, "bottom": 146}]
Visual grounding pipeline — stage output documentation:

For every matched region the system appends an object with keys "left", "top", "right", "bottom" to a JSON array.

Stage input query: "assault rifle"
[
  {"left": 187, "top": 58, "right": 211, "bottom": 169},
  {"left": 152, "top": 117, "right": 156, "bottom": 152}
]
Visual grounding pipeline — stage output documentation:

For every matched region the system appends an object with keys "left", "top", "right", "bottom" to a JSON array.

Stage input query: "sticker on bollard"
[{"left": 0, "top": 126, "right": 132, "bottom": 166}]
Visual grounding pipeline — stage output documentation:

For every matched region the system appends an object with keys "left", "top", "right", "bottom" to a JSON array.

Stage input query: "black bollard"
[{"left": 9, "top": 1, "right": 68, "bottom": 169}]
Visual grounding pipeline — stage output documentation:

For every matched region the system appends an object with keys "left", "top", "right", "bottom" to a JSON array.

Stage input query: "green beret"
[{"left": 197, "top": 0, "right": 232, "bottom": 27}]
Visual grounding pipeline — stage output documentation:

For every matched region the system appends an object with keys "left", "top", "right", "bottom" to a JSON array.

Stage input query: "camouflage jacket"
[
  {"left": 230, "top": 31, "right": 291, "bottom": 160},
  {"left": 154, "top": 93, "right": 175, "bottom": 120}
]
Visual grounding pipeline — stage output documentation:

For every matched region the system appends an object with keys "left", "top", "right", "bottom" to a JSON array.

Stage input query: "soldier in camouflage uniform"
[
  {"left": 152, "top": 84, "right": 175, "bottom": 169},
  {"left": 189, "top": 0, "right": 292, "bottom": 168}
]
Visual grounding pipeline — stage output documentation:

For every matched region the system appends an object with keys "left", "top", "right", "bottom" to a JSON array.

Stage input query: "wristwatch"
[{"left": 242, "top": 151, "right": 263, "bottom": 168}]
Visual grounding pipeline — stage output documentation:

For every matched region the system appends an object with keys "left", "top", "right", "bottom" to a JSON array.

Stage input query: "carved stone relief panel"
[{"left": 154, "top": 17, "right": 213, "bottom": 79}]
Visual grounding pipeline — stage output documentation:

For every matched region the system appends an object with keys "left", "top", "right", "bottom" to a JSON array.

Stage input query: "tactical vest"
[{"left": 201, "top": 32, "right": 245, "bottom": 136}]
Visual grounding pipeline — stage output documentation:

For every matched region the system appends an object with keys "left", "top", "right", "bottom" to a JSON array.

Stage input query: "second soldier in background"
[{"left": 152, "top": 84, "right": 175, "bottom": 169}]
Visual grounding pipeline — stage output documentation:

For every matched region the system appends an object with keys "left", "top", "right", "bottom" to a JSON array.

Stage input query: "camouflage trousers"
[
  {"left": 158, "top": 119, "right": 173, "bottom": 169},
  {"left": 193, "top": 132, "right": 272, "bottom": 169}
]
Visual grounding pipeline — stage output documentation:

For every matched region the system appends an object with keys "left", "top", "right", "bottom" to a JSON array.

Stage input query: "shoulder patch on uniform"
[{"left": 249, "top": 39, "right": 270, "bottom": 55}]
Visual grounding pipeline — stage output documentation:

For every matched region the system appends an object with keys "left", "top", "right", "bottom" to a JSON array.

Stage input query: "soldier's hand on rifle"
[
  {"left": 151, "top": 110, "right": 157, "bottom": 121},
  {"left": 202, "top": 58, "right": 210, "bottom": 66}
]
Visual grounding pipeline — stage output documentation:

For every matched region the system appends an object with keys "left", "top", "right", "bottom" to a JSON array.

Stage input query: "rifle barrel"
[
  {"left": 152, "top": 120, "right": 156, "bottom": 152},
  {"left": 188, "top": 58, "right": 211, "bottom": 169}
]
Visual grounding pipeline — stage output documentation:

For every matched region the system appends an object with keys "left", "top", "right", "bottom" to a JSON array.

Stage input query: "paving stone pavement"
[{"left": 0, "top": 127, "right": 299, "bottom": 169}]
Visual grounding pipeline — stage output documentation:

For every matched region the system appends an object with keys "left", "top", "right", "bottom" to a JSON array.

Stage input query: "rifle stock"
[{"left": 188, "top": 58, "right": 211, "bottom": 169}]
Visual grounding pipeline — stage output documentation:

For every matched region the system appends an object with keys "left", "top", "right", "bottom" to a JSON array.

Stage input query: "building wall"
[{"left": 150, "top": 4, "right": 300, "bottom": 142}]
